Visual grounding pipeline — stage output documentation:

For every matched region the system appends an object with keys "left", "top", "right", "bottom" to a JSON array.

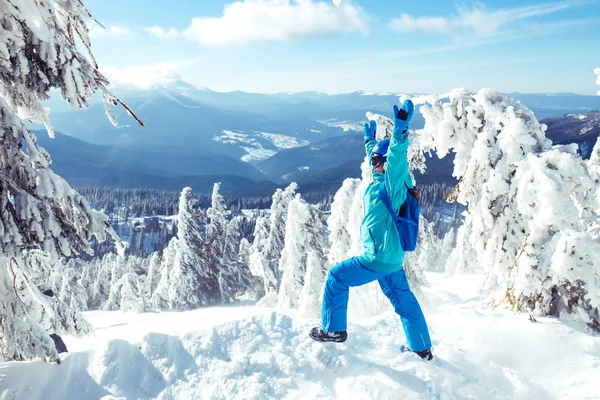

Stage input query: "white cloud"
[
  {"left": 389, "top": 14, "right": 449, "bottom": 35},
  {"left": 145, "top": 0, "right": 367, "bottom": 45},
  {"left": 100, "top": 61, "right": 194, "bottom": 89},
  {"left": 389, "top": 1, "right": 578, "bottom": 37},
  {"left": 89, "top": 25, "right": 131, "bottom": 38},
  {"left": 145, "top": 26, "right": 180, "bottom": 39}
]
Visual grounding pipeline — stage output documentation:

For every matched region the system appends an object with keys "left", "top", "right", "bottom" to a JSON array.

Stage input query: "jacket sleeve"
[
  {"left": 365, "top": 139, "right": 377, "bottom": 158},
  {"left": 384, "top": 132, "right": 413, "bottom": 213}
]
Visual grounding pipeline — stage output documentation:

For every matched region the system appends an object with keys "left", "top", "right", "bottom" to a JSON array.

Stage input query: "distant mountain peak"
[
  {"left": 161, "top": 79, "right": 211, "bottom": 93},
  {"left": 356, "top": 90, "right": 394, "bottom": 96},
  {"left": 110, "top": 78, "right": 211, "bottom": 95}
]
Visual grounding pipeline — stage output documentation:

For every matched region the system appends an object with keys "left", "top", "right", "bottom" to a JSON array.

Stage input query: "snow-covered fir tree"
[
  {"left": 444, "top": 220, "right": 479, "bottom": 275},
  {"left": 346, "top": 157, "right": 376, "bottom": 258},
  {"left": 0, "top": 0, "right": 140, "bottom": 362},
  {"left": 250, "top": 183, "right": 298, "bottom": 299},
  {"left": 297, "top": 212, "right": 329, "bottom": 317},
  {"left": 595, "top": 68, "right": 600, "bottom": 95},
  {"left": 404, "top": 217, "right": 438, "bottom": 288},
  {"left": 144, "top": 251, "right": 163, "bottom": 302},
  {"left": 151, "top": 240, "right": 177, "bottom": 309},
  {"left": 56, "top": 259, "right": 88, "bottom": 312},
  {"left": 248, "top": 215, "right": 270, "bottom": 299},
  {"left": 277, "top": 195, "right": 328, "bottom": 317},
  {"left": 153, "top": 187, "right": 216, "bottom": 310},
  {"left": 327, "top": 178, "right": 360, "bottom": 265},
  {"left": 15, "top": 252, "right": 91, "bottom": 349},
  {"left": 103, "top": 256, "right": 148, "bottom": 312},
  {"left": 45, "top": 252, "right": 150, "bottom": 313},
  {"left": 439, "top": 227, "right": 456, "bottom": 272},
  {"left": 204, "top": 183, "right": 227, "bottom": 300},
  {"left": 418, "top": 88, "right": 600, "bottom": 329},
  {"left": 88, "top": 255, "right": 114, "bottom": 310},
  {"left": 219, "top": 216, "right": 254, "bottom": 303},
  {"left": 109, "top": 272, "right": 147, "bottom": 313},
  {"left": 238, "top": 238, "right": 262, "bottom": 299},
  {"left": 172, "top": 187, "right": 217, "bottom": 308},
  {"left": 128, "top": 227, "right": 141, "bottom": 256}
]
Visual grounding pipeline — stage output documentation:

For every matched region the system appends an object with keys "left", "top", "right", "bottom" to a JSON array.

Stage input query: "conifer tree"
[
  {"left": 145, "top": 251, "right": 163, "bottom": 302},
  {"left": 327, "top": 178, "right": 360, "bottom": 265},
  {"left": 264, "top": 183, "right": 298, "bottom": 292},
  {"left": 277, "top": 196, "right": 310, "bottom": 309},
  {"left": 438, "top": 227, "right": 456, "bottom": 272},
  {"left": 418, "top": 88, "right": 600, "bottom": 329},
  {"left": 204, "top": 183, "right": 227, "bottom": 300},
  {"left": 151, "top": 239, "right": 177, "bottom": 310},
  {"left": 238, "top": 238, "right": 262, "bottom": 299},
  {"left": 249, "top": 183, "right": 298, "bottom": 298},
  {"left": 404, "top": 217, "right": 437, "bottom": 288},
  {"left": 152, "top": 187, "right": 215, "bottom": 310},
  {"left": 172, "top": 187, "right": 216, "bottom": 309},
  {"left": 248, "top": 215, "right": 270, "bottom": 298},
  {"left": 0, "top": 0, "right": 139, "bottom": 361},
  {"left": 219, "top": 216, "right": 254, "bottom": 302},
  {"left": 277, "top": 195, "right": 329, "bottom": 317}
]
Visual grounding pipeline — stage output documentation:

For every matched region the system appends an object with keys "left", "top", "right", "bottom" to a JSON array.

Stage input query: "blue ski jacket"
[{"left": 357, "top": 131, "right": 413, "bottom": 273}]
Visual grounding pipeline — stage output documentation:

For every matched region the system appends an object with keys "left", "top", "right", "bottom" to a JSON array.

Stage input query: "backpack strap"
[{"left": 378, "top": 182, "right": 418, "bottom": 228}]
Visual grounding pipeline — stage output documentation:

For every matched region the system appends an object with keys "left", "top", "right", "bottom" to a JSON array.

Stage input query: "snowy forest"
[{"left": 1, "top": 1, "right": 600, "bottom": 398}]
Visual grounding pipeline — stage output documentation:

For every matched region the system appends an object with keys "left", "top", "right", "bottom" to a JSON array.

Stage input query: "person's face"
[{"left": 371, "top": 153, "right": 386, "bottom": 173}]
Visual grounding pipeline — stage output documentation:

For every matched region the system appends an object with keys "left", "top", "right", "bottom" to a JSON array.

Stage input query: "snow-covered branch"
[
  {"left": 0, "top": 0, "right": 140, "bottom": 362},
  {"left": 418, "top": 88, "right": 600, "bottom": 330}
]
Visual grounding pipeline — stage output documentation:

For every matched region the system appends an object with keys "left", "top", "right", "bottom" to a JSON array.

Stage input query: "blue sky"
[{"left": 85, "top": 0, "right": 600, "bottom": 95}]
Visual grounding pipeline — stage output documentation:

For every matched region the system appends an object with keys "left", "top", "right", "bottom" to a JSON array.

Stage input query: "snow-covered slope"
[{"left": 1, "top": 273, "right": 598, "bottom": 400}]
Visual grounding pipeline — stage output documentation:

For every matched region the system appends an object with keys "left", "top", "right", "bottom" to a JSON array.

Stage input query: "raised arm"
[
  {"left": 385, "top": 100, "right": 415, "bottom": 211},
  {"left": 364, "top": 119, "right": 377, "bottom": 157}
]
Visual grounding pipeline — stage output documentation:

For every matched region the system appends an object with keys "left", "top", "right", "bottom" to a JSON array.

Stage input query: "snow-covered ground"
[
  {"left": 1, "top": 273, "right": 599, "bottom": 400},
  {"left": 213, "top": 130, "right": 309, "bottom": 163},
  {"left": 320, "top": 120, "right": 363, "bottom": 133}
]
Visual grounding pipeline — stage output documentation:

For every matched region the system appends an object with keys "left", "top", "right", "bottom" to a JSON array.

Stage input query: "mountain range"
[{"left": 33, "top": 82, "right": 600, "bottom": 195}]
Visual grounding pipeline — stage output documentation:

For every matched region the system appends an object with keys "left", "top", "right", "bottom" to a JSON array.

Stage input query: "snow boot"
[
  {"left": 401, "top": 344, "right": 433, "bottom": 361},
  {"left": 309, "top": 327, "right": 348, "bottom": 343}
]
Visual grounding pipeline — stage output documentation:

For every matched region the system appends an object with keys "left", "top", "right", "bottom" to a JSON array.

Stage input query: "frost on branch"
[
  {"left": 0, "top": 0, "right": 142, "bottom": 133},
  {"left": 0, "top": 0, "right": 140, "bottom": 362},
  {"left": 418, "top": 88, "right": 600, "bottom": 330}
]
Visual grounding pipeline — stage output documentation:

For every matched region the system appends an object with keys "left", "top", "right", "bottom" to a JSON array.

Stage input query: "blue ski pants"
[{"left": 321, "top": 257, "right": 431, "bottom": 351}]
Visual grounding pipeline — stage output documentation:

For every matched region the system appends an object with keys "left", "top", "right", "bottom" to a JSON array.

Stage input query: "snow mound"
[
  {"left": 141, "top": 333, "right": 196, "bottom": 384},
  {"left": 2, "top": 274, "right": 600, "bottom": 399},
  {"left": 92, "top": 339, "right": 166, "bottom": 399}
]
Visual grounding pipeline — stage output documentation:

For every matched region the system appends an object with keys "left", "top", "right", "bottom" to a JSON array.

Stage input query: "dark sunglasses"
[{"left": 371, "top": 154, "right": 386, "bottom": 167}]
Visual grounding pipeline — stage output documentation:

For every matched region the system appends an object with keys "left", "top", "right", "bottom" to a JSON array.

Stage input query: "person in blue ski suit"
[{"left": 309, "top": 99, "right": 433, "bottom": 360}]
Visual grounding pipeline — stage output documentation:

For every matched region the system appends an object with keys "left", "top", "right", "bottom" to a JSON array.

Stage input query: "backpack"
[{"left": 378, "top": 182, "right": 420, "bottom": 252}]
